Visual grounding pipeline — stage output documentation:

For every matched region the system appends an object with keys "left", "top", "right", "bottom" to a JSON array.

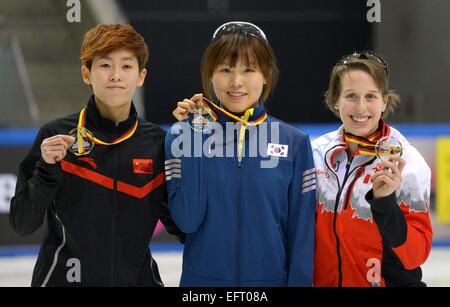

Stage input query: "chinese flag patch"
[{"left": 133, "top": 159, "right": 153, "bottom": 174}]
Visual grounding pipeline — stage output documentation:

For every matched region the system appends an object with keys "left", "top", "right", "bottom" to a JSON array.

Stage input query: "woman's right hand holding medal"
[
  {"left": 41, "top": 135, "right": 75, "bottom": 164},
  {"left": 172, "top": 93, "right": 204, "bottom": 121}
]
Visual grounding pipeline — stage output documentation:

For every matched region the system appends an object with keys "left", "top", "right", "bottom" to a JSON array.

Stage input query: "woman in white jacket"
[{"left": 312, "top": 51, "right": 433, "bottom": 287}]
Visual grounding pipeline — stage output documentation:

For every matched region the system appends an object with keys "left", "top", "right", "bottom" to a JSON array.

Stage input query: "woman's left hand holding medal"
[{"left": 371, "top": 156, "right": 406, "bottom": 199}]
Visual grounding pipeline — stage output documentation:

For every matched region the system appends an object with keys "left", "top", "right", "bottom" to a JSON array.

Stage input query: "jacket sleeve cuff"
[
  {"left": 34, "top": 158, "right": 63, "bottom": 184},
  {"left": 366, "top": 190, "right": 396, "bottom": 216},
  {"left": 366, "top": 189, "right": 407, "bottom": 247}
]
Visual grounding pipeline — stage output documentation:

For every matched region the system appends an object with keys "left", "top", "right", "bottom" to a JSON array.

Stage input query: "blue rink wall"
[
  {"left": 3, "top": 123, "right": 450, "bottom": 145},
  {"left": 1, "top": 123, "right": 448, "bottom": 180}
]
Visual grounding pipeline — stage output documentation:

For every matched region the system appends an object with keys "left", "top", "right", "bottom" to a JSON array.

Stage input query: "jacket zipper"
[
  {"left": 325, "top": 151, "right": 377, "bottom": 287},
  {"left": 235, "top": 110, "right": 252, "bottom": 286},
  {"left": 236, "top": 128, "right": 244, "bottom": 287},
  {"left": 236, "top": 158, "right": 242, "bottom": 286},
  {"left": 343, "top": 158, "right": 376, "bottom": 210},
  {"left": 331, "top": 158, "right": 352, "bottom": 287},
  {"left": 343, "top": 168, "right": 365, "bottom": 210},
  {"left": 110, "top": 128, "right": 118, "bottom": 286}
]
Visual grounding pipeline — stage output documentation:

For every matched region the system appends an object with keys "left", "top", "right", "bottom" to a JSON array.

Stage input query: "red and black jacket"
[
  {"left": 10, "top": 96, "right": 183, "bottom": 287},
  {"left": 312, "top": 125, "right": 432, "bottom": 287}
]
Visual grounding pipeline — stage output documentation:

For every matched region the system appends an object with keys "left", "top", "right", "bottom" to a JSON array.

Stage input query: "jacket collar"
[
  {"left": 213, "top": 101, "right": 267, "bottom": 126},
  {"left": 325, "top": 122, "right": 392, "bottom": 170},
  {"left": 84, "top": 95, "right": 138, "bottom": 134}
]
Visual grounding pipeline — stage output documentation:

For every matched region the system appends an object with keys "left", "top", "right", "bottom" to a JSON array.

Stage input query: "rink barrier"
[
  {"left": 1, "top": 240, "right": 450, "bottom": 258},
  {"left": 3, "top": 123, "right": 450, "bottom": 145}
]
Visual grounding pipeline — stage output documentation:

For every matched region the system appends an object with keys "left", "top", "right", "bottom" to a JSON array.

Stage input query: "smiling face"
[
  {"left": 211, "top": 58, "right": 265, "bottom": 113},
  {"left": 201, "top": 32, "right": 278, "bottom": 110},
  {"left": 337, "top": 69, "right": 387, "bottom": 137},
  {"left": 81, "top": 48, "right": 146, "bottom": 110}
]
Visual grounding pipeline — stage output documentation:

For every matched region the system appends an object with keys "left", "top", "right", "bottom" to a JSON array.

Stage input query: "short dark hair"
[
  {"left": 201, "top": 29, "right": 278, "bottom": 103},
  {"left": 80, "top": 24, "right": 149, "bottom": 71}
]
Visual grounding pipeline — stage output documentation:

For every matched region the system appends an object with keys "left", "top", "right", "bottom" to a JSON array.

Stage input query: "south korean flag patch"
[{"left": 267, "top": 143, "right": 288, "bottom": 158}]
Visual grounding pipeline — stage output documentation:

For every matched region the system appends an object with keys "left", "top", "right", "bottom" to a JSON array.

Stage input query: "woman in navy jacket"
[{"left": 166, "top": 22, "right": 316, "bottom": 286}]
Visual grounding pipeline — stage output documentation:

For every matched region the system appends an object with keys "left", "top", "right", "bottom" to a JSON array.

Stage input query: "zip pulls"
[
  {"left": 343, "top": 157, "right": 376, "bottom": 210},
  {"left": 328, "top": 155, "right": 376, "bottom": 211},
  {"left": 330, "top": 158, "right": 354, "bottom": 215},
  {"left": 237, "top": 109, "right": 253, "bottom": 165},
  {"left": 332, "top": 158, "right": 353, "bottom": 212},
  {"left": 344, "top": 159, "right": 352, "bottom": 185},
  {"left": 343, "top": 168, "right": 365, "bottom": 210}
]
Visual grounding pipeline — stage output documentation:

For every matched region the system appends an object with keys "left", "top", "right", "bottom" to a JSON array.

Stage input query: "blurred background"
[{"left": 0, "top": 0, "right": 449, "bottom": 286}]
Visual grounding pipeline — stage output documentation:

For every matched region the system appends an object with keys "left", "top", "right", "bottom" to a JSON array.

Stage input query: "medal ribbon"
[
  {"left": 238, "top": 108, "right": 253, "bottom": 161},
  {"left": 76, "top": 108, "right": 138, "bottom": 152},
  {"left": 343, "top": 119, "right": 389, "bottom": 156},
  {"left": 201, "top": 97, "right": 267, "bottom": 126}
]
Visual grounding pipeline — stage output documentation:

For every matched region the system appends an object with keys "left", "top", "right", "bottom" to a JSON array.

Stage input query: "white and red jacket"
[{"left": 312, "top": 124, "right": 432, "bottom": 287}]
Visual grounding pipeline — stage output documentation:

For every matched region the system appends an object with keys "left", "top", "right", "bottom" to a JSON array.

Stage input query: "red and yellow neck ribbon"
[
  {"left": 202, "top": 97, "right": 267, "bottom": 127},
  {"left": 77, "top": 108, "right": 138, "bottom": 146},
  {"left": 343, "top": 120, "right": 389, "bottom": 156}
]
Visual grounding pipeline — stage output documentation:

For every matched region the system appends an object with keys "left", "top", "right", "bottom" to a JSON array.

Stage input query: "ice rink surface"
[{"left": 0, "top": 247, "right": 449, "bottom": 287}]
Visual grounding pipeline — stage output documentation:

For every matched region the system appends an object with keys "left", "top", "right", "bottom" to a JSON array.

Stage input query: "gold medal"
[
  {"left": 375, "top": 136, "right": 403, "bottom": 161},
  {"left": 68, "top": 127, "right": 95, "bottom": 156},
  {"left": 68, "top": 108, "right": 138, "bottom": 156}
]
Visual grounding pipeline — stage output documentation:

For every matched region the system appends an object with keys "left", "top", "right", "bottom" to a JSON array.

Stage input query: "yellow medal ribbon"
[
  {"left": 343, "top": 120, "right": 389, "bottom": 157},
  {"left": 199, "top": 97, "right": 266, "bottom": 162},
  {"left": 343, "top": 133, "right": 379, "bottom": 156},
  {"left": 75, "top": 108, "right": 138, "bottom": 154},
  {"left": 238, "top": 108, "right": 254, "bottom": 161},
  {"left": 202, "top": 97, "right": 267, "bottom": 126}
]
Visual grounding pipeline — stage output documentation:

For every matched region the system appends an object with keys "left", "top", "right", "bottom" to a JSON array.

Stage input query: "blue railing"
[{"left": 2, "top": 123, "right": 450, "bottom": 146}]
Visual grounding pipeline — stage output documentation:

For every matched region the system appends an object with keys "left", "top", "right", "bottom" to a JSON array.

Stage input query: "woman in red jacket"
[{"left": 312, "top": 51, "right": 433, "bottom": 287}]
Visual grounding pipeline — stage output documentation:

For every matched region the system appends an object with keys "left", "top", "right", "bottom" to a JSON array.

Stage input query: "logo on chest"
[
  {"left": 267, "top": 143, "right": 288, "bottom": 158},
  {"left": 133, "top": 159, "right": 153, "bottom": 174}
]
